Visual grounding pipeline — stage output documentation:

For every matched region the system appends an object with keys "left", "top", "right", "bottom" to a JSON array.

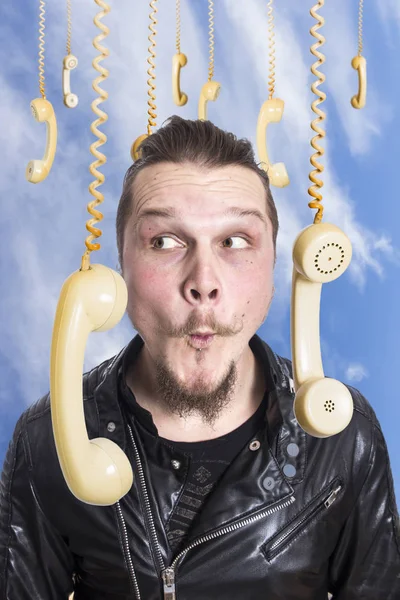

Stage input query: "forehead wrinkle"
[
  {"left": 131, "top": 168, "right": 266, "bottom": 222},
  {"left": 133, "top": 205, "right": 269, "bottom": 238}
]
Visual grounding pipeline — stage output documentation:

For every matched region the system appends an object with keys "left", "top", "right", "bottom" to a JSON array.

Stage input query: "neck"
[{"left": 126, "top": 343, "right": 266, "bottom": 442}]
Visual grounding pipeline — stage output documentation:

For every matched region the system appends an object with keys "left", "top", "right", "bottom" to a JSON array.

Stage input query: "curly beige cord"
[{"left": 267, "top": 0, "right": 276, "bottom": 99}]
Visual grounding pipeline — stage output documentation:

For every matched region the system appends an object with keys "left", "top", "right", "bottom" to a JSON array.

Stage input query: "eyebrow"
[{"left": 134, "top": 206, "right": 269, "bottom": 232}]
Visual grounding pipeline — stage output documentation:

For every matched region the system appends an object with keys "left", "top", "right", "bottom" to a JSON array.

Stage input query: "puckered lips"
[{"left": 188, "top": 331, "right": 215, "bottom": 349}]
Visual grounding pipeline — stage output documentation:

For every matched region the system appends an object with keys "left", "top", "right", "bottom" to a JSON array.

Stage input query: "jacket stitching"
[{"left": 92, "top": 394, "right": 101, "bottom": 437}]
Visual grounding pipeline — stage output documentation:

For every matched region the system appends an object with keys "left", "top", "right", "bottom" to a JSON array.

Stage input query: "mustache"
[{"left": 162, "top": 312, "right": 244, "bottom": 338}]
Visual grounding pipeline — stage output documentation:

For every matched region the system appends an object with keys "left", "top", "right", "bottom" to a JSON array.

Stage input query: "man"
[{"left": 1, "top": 116, "right": 399, "bottom": 599}]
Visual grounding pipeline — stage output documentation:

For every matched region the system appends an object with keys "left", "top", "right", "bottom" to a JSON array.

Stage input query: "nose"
[{"left": 182, "top": 250, "right": 221, "bottom": 306}]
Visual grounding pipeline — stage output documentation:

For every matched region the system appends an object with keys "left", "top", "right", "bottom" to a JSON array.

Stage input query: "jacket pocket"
[{"left": 262, "top": 477, "right": 343, "bottom": 562}]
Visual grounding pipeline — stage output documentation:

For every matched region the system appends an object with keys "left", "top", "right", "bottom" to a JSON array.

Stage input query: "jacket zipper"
[
  {"left": 115, "top": 502, "right": 142, "bottom": 600},
  {"left": 265, "top": 480, "right": 342, "bottom": 561},
  {"left": 125, "top": 424, "right": 295, "bottom": 599},
  {"left": 161, "top": 494, "right": 296, "bottom": 598}
]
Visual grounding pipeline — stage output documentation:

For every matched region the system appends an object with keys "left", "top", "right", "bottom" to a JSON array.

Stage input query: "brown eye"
[
  {"left": 222, "top": 237, "right": 248, "bottom": 249},
  {"left": 154, "top": 238, "right": 164, "bottom": 249},
  {"left": 152, "top": 236, "right": 182, "bottom": 249}
]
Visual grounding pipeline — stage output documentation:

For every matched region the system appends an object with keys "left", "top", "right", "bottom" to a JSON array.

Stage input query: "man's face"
[{"left": 122, "top": 162, "right": 275, "bottom": 422}]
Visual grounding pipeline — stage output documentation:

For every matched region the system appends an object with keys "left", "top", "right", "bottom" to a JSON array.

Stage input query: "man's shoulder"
[{"left": 22, "top": 349, "right": 123, "bottom": 428}]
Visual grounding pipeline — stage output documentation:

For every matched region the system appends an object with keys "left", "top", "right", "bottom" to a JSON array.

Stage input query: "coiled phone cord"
[
  {"left": 267, "top": 0, "right": 276, "bottom": 100},
  {"left": 38, "top": 0, "right": 46, "bottom": 99},
  {"left": 147, "top": 0, "right": 158, "bottom": 136},
  {"left": 176, "top": 0, "right": 181, "bottom": 54},
  {"left": 357, "top": 0, "right": 364, "bottom": 57},
  {"left": 81, "top": 0, "right": 110, "bottom": 271},
  {"left": 66, "top": 0, "right": 72, "bottom": 55},
  {"left": 208, "top": 0, "right": 215, "bottom": 82},
  {"left": 308, "top": 0, "right": 326, "bottom": 225}
]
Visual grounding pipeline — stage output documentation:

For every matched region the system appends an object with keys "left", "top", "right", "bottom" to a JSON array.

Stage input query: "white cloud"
[{"left": 345, "top": 363, "right": 369, "bottom": 383}]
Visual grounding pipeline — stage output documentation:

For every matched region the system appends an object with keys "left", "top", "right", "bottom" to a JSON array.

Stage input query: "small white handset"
[
  {"left": 198, "top": 80, "right": 221, "bottom": 121},
  {"left": 63, "top": 54, "right": 79, "bottom": 108},
  {"left": 291, "top": 222, "right": 354, "bottom": 438},
  {"left": 26, "top": 98, "right": 57, "bottom": 184},
  {"left": 50, "top": 264, "right": 134, "bottom": 505},
  {"left": 172, "top": 53, "right": 188, "bottom": 106},
  {"left": 256, "top": 98, "right": 289, "bottom": 188},
  {"left": 351, "top": 55, "right": 367, "bottom": 109}
]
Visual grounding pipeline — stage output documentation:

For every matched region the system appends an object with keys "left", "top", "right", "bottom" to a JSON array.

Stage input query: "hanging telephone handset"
[
  {"left": 50, "top": 264, "right": 133, "bottom": 505},
  {"left": 256, "top": 98, "right": 289, "bottom": 188},
  {"left": 291, "top": 223, "right": 354, "bottom": 437},
  {"left": 172, "top": 53, "right": 188, "bottom": 106},
  {"left": 198, "top": 80, "right": 221, "bottom": 121},
  {"left": 26, "top": 98, "right": 58, "bottom": 184},
  {"left": 351, "top": 55, "right": 366, "bottom": 109},
  {"left": 63, "top": 54, "right": 79, "bottom": 108},
  {"left": 50, "top": 0, "right": 133, "bottom": 506}
]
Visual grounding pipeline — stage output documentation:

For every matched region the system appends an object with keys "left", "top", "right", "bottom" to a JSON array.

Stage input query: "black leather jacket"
[{"left": 1, "top": 334, "right": 399, "bottom": 599}]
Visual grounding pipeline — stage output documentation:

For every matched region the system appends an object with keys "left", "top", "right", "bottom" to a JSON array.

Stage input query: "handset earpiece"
[
  {"left": 131, "top": 134, "right": 149, "bottom": 161},
  {"left": 172, "top": 53, "right": 188, "bottom": 106},
  {"left": 198, "top": 80, "right": 221, "bottom": 121},
  {"left": 26, "top": 98, "right": 57, "bottom": 184},
  {"left": 256, "top": 98, "right": 289, "bottom": 188},
  {"left": 50, "top": 264, "right": 133, "bottom": 505},
  {"left": 63, "top": 54, "right": 79, "bottom": 108},
  {"left": 291, "top": 222, "right": 354, "bottom": 438},
  {"left": 351, "top": 55, "right": 366, "bottom": 109}
]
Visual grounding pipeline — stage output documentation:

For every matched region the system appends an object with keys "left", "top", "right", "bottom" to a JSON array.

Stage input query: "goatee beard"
[{"left": 154, "top": 358, "right": 238, "bottom": 428}]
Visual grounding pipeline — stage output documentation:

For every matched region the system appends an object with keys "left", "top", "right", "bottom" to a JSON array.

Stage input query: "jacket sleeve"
[
  {"left": 0, "top": 414, "right": 76, "bottom": 599},
  {"left": 328, "top": 419, "right": 400, "bottom": 599}
]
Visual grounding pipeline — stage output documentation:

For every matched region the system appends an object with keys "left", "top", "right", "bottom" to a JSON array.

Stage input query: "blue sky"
[{"left": 1, "top": 0, "right": 399, "bottom": 504}]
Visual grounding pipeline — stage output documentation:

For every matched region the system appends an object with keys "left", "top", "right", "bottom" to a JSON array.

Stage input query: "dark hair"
[{"left": 116, "top": 115, "right": 279, "bottom": 269}]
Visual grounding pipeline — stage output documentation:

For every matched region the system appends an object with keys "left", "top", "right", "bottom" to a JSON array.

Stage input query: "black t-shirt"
[{"left": 118, "top": 343, "right": 268, "bottom": 554}]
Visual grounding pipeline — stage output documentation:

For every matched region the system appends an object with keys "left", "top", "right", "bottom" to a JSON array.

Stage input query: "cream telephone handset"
[
  {"left": 26, "top": 1, "right": 57, "bottom": 183},
  {"left": 256, "top": 3, "right": 289, "bottom": 188},
  {"left": 198, "top": 80, "right": 221, "bottom": 121},
  {"left": 63, "top": 54, "right": 79, "bottom": 108},
  {"left": 50, "top": 264, "right": 133, "bottom": 505},
  {"left": 351, "top": 0, "right": 366, "bottom": 109},
  {"left": 291, "top": 0, "right": 354, "bottom": 438},
  {"left": 26, "top": 98, "right": 58, "bottom": 184},
  {"left": 256, "top": 98, "right": 289, "bottom": 188},
  {"left": 351, "top": 55, "right": 366, "bottom": 109},
  {"left": 50, "top": 1, "right": 133, "bottom": 506},
  {"left": 198, "top": 0, "right": 220, "bottom": 121},
  {"left": 173, "top": 1, "right": 188, "bottom": 106},
  {"left": 291, "top": 223, "right": 354, "bottom": 437},
  {"left": 131, "top": 133, "right": 149, "bottom": 161},
  {"left": 172, "top": 53, "right": 188, "bottom": 106},
  {"left": 63, "top": 1, "right": 79, "bottom": 108}
]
